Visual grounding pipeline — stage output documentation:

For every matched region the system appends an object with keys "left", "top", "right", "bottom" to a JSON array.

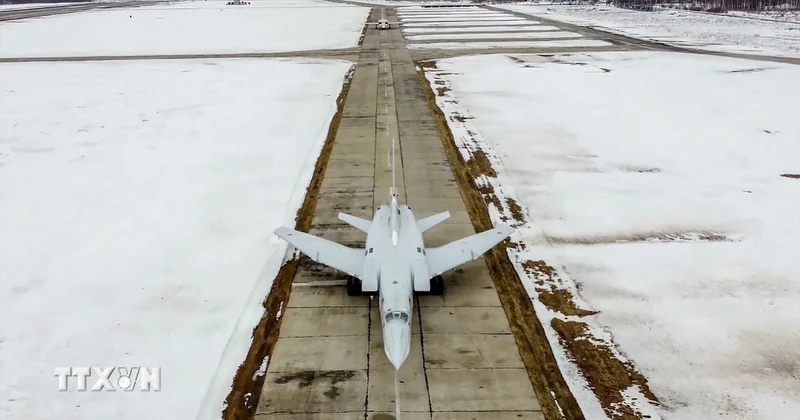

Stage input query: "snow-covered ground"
[
  {"left": 402, "top": 25, "right": 561, "bottom": 33},
  {"left": 425, "top": 51, "right": 800, "bottom": 420},
  {"left": 397, "top": 12, "right": 510, "bottom": 18},
  {"left": 408, "top": 38, "right": 610, "bottom": 49},
  {"left": 728, "top": 9, "right": 800, "bottom": 23},
  {"left": 0, "top": 2, "right": 84, "bottom": 10},
  {"left": 401, "top": 15, "right": 523, "bottom": 22},
  {"left": 398, "top": 6, "right": 603, "bottom": 52},
  {"left": 0, "top": 58, "right": 352, "bottom": 420},
  {"left": 402, "top": 19, "right": 533, "bottom": 27},
  {"left": 397, "top": 4, "right": 483, "bottom": 10},
  {"left": 0, "top": 0, "right": 368, "bottom": 57},
  {"left": 406, "top": 31, "right": 581, "bottom": 41},
  {"left": 498, "top": 4, "right": 800, "bottom": 57}
]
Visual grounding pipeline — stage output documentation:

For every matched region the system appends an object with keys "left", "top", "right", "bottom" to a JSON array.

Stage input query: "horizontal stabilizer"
[
  {"left": 274, "top": 227, "right": 364, "bottom": 279},
  {"left": 418, "top": 211, "right": 450, "bottom": 233},
  {"left": 338, "top": 212, "right": 372, "bottom": 233},
  {"left": 425, "top": 223, "right": 514, "bottom": 277}
]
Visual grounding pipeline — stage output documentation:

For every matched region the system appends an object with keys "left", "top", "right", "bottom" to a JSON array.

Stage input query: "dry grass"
[{"left": 552, "top": 319, "right": 658, "bottom": 419}]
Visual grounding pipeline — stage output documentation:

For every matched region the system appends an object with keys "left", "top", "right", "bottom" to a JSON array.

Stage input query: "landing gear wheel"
[
  {"left": 346, "top": 276, "right": 362, "bottom": 296},
  {"left": 429, "top": 275, "right": 445, "bottom": 296}
]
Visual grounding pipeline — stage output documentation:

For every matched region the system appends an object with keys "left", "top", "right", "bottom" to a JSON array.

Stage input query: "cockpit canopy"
[{"left": 384, "top": 310, "right": 409, "bottom": 323}]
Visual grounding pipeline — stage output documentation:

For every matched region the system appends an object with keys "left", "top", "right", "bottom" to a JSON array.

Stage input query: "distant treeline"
[
  {"left": 488, "top": 0, "right": 800, "bottom": 11},
  {"left": 610, "top": 0, "right": 800, "bottom": 11}
]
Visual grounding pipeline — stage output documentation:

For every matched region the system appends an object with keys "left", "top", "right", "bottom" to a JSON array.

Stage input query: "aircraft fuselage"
[{"left": 363, "top": 201, "right": 426, "bottom": 369}]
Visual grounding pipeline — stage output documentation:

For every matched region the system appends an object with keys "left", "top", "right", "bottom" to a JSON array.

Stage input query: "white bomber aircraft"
[
  {"left": 274, "top": 143, "right": 514, "bottom": 370},
  {"left": 366, "top": 8, "right": 398, "bottom": 29}
]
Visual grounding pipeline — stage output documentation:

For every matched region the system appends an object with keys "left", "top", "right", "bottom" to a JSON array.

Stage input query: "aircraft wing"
[
  {"left": 425, "top": 223, "right": 514, "bottom": 277},
  {"left": 418, "top": 211, "right": 450, "bottom": 233},
  {"left": 338, "top": 212, "right": 372, "bottom": 233},
  {"left": 274, "top": 227, "right": 365, "bottom": 279}
]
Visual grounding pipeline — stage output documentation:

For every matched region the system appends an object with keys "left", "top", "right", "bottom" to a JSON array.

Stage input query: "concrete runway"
[
  {"left": 255, "top": 7, "right": 545, "bottom": 420},
  {"left": 7, "top": 2, "right": 793, "bottom": 419}
]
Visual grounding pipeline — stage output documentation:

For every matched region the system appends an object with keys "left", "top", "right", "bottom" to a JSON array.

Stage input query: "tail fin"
[
  {"left": 338, "top": 212, "right": 372, "bottom": 233},
  {"left": 418, "top": 211, "right": 450, "bottom": 233}
]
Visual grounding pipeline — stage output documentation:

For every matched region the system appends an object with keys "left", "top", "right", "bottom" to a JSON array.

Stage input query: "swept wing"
[
  {"left": 274, "top": 227, "right": 365, "bottom": 278},
  {"left": 425, "top": 223, "right": 514, "bottom": 277}
]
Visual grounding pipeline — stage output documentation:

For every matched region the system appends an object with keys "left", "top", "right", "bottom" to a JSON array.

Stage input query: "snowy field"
[
  {"left": 0, "top": 2, "right": 84, "bottom": 10},
  {"left": 397, "top": 12, "right": 510, "bottom": 18},
  {"left": 425, "top": 51, "right": 800, "bottom": 420},
  {"left": 407, "top": 39, "right": 611, "bottom": 49},
  {"left": 400, "top": 16, "right": 523, "bottom": 22},
  {"left": 728, "top": 9, "right": 800, "bottom": 23},
  {"left": 498, "top": 4, "right": 800, "bottom": 57},
  {"left": 402, "top": 19, "right": 533, "bottom": 27},
  {"left": 398, "top": 6, "right": 606, "bottom": 57},
  {"left": 402, "top": 25, "right": 561, "bottom": 33},
  {"left": 0, "top": 0, "right": 369, "bottom": 57},
  {"left": 406, "top": 31, "right": 581, "bottom": 41},
  {"left": 0, "top": 58, "right": 352, "bottom": 420}
]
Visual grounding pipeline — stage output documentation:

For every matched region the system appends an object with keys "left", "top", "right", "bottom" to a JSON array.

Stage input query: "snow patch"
[
  {"left": 498, "top": 4, "right": 800, "bottom": 57},
  {"left": 403, "top": 19, "right": 536, "bottom": 27},
  {"left": 0, "top": 0, "right": 369, "bottom": 58},
  {"left": 403, "top": 25, "right": 561, "bottom": 33},
  {"left": 424, "top": 50, "right": 800, "bottom": 420},
  {"left": 251, "top": 356, "right": 269, "bottom": 382},
  {"left": 408, "top": 39, "right": 611, "bottom": 50},
  {"left": 407, "top": 31, "right": 583, "bottom": 41},
  {"left": 0, "top": 58, "right": 353, "bottom": 420},
  {"left": 0, "top": 2, "right": 84, "bottom": 10}
]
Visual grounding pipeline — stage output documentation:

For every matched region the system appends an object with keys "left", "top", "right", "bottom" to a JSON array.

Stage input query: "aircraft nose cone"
[{"left": 383, "top": 319, "right": 410, "bottom": 370}]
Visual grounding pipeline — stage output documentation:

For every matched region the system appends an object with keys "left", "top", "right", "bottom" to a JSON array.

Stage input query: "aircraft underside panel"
[
  {"left": 361, "top": 256, "right": 379, "bottom": 292},
  {"left": 412, "top": 255, "right": 431, "bottom": 292}
]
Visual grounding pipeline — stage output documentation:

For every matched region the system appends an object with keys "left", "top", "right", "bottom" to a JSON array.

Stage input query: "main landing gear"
[
  {"left": 428, "top": 275, "right": 445, "bottom": 296},
  {"left": 346, "top": 275, "right": 445, "bottom": 296},
  {"left": 346, "top": 276, "right": 362, "bottom": 296}
]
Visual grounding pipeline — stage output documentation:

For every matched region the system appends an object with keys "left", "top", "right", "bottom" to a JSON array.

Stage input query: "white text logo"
[{"left": 54, "top": 367, "right": 161, "bottom": 392}]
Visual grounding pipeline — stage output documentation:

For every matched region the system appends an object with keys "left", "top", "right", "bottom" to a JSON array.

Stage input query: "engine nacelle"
[
  {"left": 411, "top": 250, "right": 430, "bottom": 292},
  {"left": 361, "top": 253, "right": 379, "bottom": 292}
]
